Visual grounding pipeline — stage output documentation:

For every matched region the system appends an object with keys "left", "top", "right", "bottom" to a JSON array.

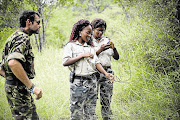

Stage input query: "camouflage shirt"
[{"left": 0, "top": 28, "right": 35, "bottom": 80}]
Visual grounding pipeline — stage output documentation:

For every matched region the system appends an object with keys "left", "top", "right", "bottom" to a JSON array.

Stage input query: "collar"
[
  {"left": 19, "top": 28, "right": 29, "bottom": 36},
  {"left": 92, "top": 36, "right": 105, "bottom": 43},
  {"left": 75, "top": 41, "right": 89, "bottom": 47}
]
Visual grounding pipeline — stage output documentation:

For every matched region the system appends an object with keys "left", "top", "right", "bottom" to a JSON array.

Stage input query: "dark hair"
[
  {"left": 69, "top": 19, "right": 94, "bottom": 47},
  {"left": 20, "top": 10, "right": 40, "bottom": 27},
  {"left": 69, "top": 19, "right": 90, "bottom": 41},
  {"left": 91, "top": 18, "right": 106, "bottom": 30}
]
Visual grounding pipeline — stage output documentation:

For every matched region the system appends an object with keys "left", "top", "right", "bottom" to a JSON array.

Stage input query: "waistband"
[
  {"left": 74, "top": 72, "right": 97, "bottom": 80},
  {"left": 5, "top": 79, "right": 24, "bottom": 86},
  {"left": 74, "top": 76, "right": 91, "bottom": 80}
]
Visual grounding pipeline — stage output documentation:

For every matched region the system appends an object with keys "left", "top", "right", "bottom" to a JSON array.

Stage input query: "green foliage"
[
  {"left": 45, "top": 7, "right": 82, "bottom": 48},
  {"left": 32, "top": 48, "right": 70, "bottom": 119},
  {"left": 72, "top": 0, "right": 113, "bottom": 14},
  {"left": 0, "top": 27, "right": 17, "bottom": 54},
  {"left": 115, "top": 1, "right": 180, "bottom": 118},
  {"left": 0, "top": 1, "right": 180, "bottom": 120},
  {"left": 40, "top": 4, "right": 179, "bottom": 119},
  {"left": 0, "top": 0, "right": 24, "bottom": 30}
]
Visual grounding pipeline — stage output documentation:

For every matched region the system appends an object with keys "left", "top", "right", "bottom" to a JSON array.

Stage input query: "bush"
[{"left": 0, "top": 27, "right": 16, "bottom": 54}]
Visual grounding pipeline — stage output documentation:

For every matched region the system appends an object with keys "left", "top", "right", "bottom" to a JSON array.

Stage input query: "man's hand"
[
  {"left": 33, "top": 87, "right": 42, "bottom": 100},
  {"left": 105, "top": 73, "right": 114, "bottom": 83}
]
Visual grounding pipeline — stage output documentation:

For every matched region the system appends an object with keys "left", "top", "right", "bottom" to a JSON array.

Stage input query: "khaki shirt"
[
  {"left": 93, "top": 36, "right": 114, "bottom": 67},
  {"left": 63, "top": 41, "right": 100, "bottom": 76}
]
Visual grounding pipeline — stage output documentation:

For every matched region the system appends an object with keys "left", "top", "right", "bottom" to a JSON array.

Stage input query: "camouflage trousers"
[
  {"left": 70, "top": 73, "right": 98, "bottom": 120},
  {"left": 97, "top": 67, "right": 114, "bottom": 120},
  {"left": 5, "top": 80, "right": 39, "bottom": 120}
]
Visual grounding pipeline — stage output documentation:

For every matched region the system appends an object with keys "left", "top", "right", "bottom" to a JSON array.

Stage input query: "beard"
[
  {"left": 28, "top": 29, "right": 39, "bottom": 35},
  {"left": 31, "top": 29, "right": 39, "bottom": 34}
]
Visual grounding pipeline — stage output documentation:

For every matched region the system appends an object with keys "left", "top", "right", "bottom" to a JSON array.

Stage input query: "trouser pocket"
[{"left": 70, "top": 85, "right": 88, "bottom": 97}]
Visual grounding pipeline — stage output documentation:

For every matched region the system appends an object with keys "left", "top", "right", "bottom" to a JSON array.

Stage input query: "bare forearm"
[
  {"left": 0, "top": 67, "right": 5, "bottom": 78},
  {"left": 96, "top": 63, "right": 115, "bottom": 83},
  {"left": 96, "top": 49, "right": 102, "bottom": 56},
  {"left": 8, "top": 59, "right": 32, "bottom": 89},
  {"left": 63, "top": 55, "right": 83, "bottom": 66},
  {"left": 96, "top": 63, "right": 107, "bottom": 75}
]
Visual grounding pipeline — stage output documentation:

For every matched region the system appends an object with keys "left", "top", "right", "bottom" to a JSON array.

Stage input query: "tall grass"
[
  {"left": 0, "top": 4, "right": 179, "bottom": 120},
  {"left": 33, "top": 47, "right": 70, "bottom": 119}
]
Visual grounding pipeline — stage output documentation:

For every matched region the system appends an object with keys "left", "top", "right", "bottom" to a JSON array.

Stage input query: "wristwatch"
[{"left": 29, "top": 83, "right": 35, "bottom": 94}]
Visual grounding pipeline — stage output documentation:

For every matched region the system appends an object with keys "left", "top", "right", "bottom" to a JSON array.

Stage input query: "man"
[{"left": 0, "top": 10, "right": 42, "bottom": 120}]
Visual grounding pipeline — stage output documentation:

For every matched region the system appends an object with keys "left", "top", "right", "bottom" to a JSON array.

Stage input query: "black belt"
[
  {"left": 5, "top": 80, "right": 24, "bottom": 86},
  {"left": 74, "top": 73, "right": 97, "bottom": 80},
  {"left": 74, "top": 76, "right": 91, "bottom": 80}
]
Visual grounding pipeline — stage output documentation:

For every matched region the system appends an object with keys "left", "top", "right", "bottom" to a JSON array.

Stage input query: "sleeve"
[
  {"left": 7, "top": 39, "right": 27, "bottom": 63},
  {"left": 62, "top": 43, "right": 73, "bottom": 64},
  {"left": 110, "top": 48, "right": 114, "bottom": 56},
  {"left": 7, "top": 52, "right": 26, "bottom": 62},
  {"left": 104, "top": 37, "right": 114, "bottom": 56},
  {"left": 62, "top": 43, "right": 74, "bottom": 71},
  {"left": 93, "top": 48, "right": 100, "bottom": 64},
  {"left": 94, "top": 54, "right": 100, "bottom": 64}
]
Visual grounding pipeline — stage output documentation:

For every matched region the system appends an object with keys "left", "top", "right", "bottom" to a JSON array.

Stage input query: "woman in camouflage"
[
  {"left": 91, "top": 18, "right": 119, "bottom": 120},
  {"left": 63, "top": 19, "right": 114, "bottom": 120}
]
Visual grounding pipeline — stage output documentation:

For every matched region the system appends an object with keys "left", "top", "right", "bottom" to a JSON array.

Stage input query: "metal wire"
[{"left": 114, "top": 75, "right": 132, "bottom": 83}]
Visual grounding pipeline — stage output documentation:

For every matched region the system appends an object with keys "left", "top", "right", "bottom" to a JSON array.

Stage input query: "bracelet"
[{"left": 29, "top": 83, "right": 35, "bottom": 94}]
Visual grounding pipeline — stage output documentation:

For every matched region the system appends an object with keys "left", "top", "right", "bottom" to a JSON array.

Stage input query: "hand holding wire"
[{"left": 105, "top": 73, "right": 114, "bottom": 83}]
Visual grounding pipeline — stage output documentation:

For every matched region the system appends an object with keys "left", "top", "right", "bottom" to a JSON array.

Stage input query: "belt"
[
  {"left": 74, "top": 73, "right": 97, "bottom": 80},
  {"left": 5, "top": 80, "right": 24, "bottom": 86},
  {"left": 74, "top": 76, "right": 91, "bottom": 80}
]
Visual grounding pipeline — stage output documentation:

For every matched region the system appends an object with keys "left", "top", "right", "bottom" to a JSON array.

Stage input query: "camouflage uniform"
[
  {"left": 93, "top": 36, "right": 114, "bottom": 120},
  {"left": 63, "top": 41, "right": 100, "bottom": 120},
  {"left": 0, "top": 28, "right": 39, "bottom": 120}
]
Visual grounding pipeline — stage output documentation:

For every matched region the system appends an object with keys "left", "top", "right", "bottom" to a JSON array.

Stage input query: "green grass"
[
  {"left": 0, "top": 4, "right": 179, "bottom": 120},
  {"left": 33, "top": 47, "right": 70, "bottom": 119},
  {"left": 0, "top": 79, "right": 12, "bottom": 120}
]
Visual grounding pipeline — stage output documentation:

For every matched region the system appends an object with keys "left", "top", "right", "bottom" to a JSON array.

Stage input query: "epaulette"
[{"left": 64, "top": 42, "right": 70, "bottom": 47}]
